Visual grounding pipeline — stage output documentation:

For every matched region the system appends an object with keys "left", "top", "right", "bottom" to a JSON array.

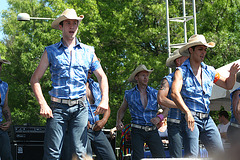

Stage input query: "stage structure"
[{"left": 166, "top": 0, "right": 197, "bottom": 73}]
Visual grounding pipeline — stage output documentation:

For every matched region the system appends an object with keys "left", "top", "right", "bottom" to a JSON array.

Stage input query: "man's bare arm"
[
  {"left": 0, "top": 89, "right": 12, "bottom": 131},
  {"left": 157, "top": 78, "right": 178, "bottom": 108},
  {"left": 30, "top": 50, "right": 52, "bottom": 118},
  {"left": 116, "top": 97, "right": 128, "bottom": 130},
  {"left": 92, "top": 54, "right": 109, "bottom": 115},
  {"left": 171, "top": 70, "right": 194, "bottom": 131}
]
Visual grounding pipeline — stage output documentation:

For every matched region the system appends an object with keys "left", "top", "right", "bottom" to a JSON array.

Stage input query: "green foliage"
[{"left": 0, "top": 0, "right": 240, "bottom": 145}]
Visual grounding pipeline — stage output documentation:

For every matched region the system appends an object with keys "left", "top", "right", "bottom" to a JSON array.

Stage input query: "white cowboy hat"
[
  {"left": 0, "top": 55, "right": 10, "bottom": 64},
  {"left": 51, "top": 9, "right": 84, "bottom": 30},
  {"left": 179, "top": 34, "right": 215, "bottom": 56},
  {"left": 128, "top": 64, "right": 153, "bottom": 83},
  {"left": 166, "top": 49, "right": 189, "bottom": 68}
]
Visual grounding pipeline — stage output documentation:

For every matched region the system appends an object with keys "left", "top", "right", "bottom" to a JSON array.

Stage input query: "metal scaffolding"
[{"left": 166, "top": 0, "right": 197, "bottom": 73}]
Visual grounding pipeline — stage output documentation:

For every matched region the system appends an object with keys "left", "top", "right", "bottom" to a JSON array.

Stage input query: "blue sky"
[{"left": 0, "top": 0, "right": 9, "bottom": 40}]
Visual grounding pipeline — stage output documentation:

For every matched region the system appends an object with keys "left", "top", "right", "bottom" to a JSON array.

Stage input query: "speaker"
[{"left": 11, "top": 142, "right": 44, "bottom": 160}]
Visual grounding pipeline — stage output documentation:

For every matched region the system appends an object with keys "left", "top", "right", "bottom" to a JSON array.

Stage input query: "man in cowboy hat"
[
  {"left": 0, "top": 56, "right": 13, "bottom": 160},
  {"left": 157, "top": 48, "right": 189, "bottom": 158},
  {"left": 171, "top": 34, "right": 240, "bottom": 157},
  {"left": 30, "top": 8, "right": 109, "bottom": 159},
  {"left": 116, "top": 64, "right": 166, "bottom": 159}
]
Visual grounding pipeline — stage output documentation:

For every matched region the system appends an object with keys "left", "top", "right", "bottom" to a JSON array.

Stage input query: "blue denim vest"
[
  {"left": 0, "top": 80, "right": 8, "bottom": 122},
  {"left": 46, "top": 38, "right": 101, "bottom": 99}
]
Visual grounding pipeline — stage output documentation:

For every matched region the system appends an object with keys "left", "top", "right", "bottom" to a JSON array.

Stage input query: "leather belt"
[
  {"left": 131, "top": 124, "right": 156, "bottom": 132},
  {"left": 230, "top": 123, "right": 240, "bottom": 128},
  {"left": 51, "top": 96, "right": 86, "bottom": 106},
  {"left": 191, "top": 111, "right": 209, "bottom": 119},
  {"left": 167, "top": 118, "right": 180, "bottom": 124}
]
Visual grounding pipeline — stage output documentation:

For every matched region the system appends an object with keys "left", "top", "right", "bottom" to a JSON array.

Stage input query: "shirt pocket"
[{"left": 51, "top": 57, "right": 70, "bottom": 78}]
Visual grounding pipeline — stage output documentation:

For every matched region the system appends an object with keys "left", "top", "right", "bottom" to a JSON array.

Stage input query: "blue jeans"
[
  {"left": 181, "top": 114, "right": 223, "bottom": 157},
  {"left": 131, "top": 127, "right": 166, "bottom": 160},
  {"left": 43, "top": 101, "right": 88, "bottom": 160},
  {"left": 87, "top": 129, "right": 116, "bottom": 160},
  {"left": 0, "top": 129, "right": 13, "bottom": 160},
  {"left": 167, "top": 121, "right": 183, "bottom": 158}
]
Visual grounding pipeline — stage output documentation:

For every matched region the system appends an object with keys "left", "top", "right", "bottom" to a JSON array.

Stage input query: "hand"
[
  {"left": 0, "top": 121, "right": 11, "bottom": 131},
  {"left": 93, "top": 119, "right": 106, "bottom": 131},
  {"left": 229, "top": 63, "right": 240, "bottom": 75},
  {"left": 185, "top": 112, "right": 195, "bottom": 131},
  {"left": 94, "top": 105, "right": 107, "bottom": 115},
  {"left": 40, "top": 104, "right": 53, "bottom": 118},
  {"left": 110, "top": 127, "right": 117, "bottom": 139},
  {"left": 116, "top": 121, "right": 124, "bottom": 131},
  {"left": 150, "top": 116, "right": 161, "bottom": 126}
]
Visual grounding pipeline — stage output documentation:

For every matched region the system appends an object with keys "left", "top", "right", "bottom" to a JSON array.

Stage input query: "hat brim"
[
  {"left": 128, "top": 68, "right": 153, "bottom": 83},
  {"left": 179, "top": 41, "right": 215, "bottom": 56},
  {"left": 0, "top": 59, "right": 11, "bottom": 64},
  {"left": 166, "top": 54, "right": 182, "bottom": 68},
  {"left": 51, "top": 15, "right": 84, "bottom": 30}
]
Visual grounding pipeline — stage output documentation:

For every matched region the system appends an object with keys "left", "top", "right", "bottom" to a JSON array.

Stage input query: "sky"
[{"left": 0, "top": 0, "right": 9, "bottom": 40}]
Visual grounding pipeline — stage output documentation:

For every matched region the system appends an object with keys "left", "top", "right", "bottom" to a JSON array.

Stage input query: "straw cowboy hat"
[
  {"left": 128, "top": 64, "right": 153, "bottom": 83},
  {"left": 0, "top": 55, "right": 11, "bottom": 64},
  {"left": 179, "top": 34, "right": 215, "bottom": 56},
  {"left": 51, "top": 9, "right": 84, "bottom": 30},
  {"left": 166, "top": 49, "right": 189, "bottom": 68}
]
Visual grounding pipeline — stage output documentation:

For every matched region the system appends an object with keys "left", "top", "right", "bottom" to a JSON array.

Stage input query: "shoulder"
[
  {"left": 79, "top": 43, "right": 94, "bottom": 51},
  {"left": 147, "top": 86, "right": 158, "bottom": 95}
]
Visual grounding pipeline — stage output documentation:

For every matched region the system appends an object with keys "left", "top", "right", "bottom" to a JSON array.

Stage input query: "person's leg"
[
  {"left": 131, "top": 128, "right": 145, "bottom": 160},
  {"left": 91, "top": 130, "right": 116, "bottom": 160},
  {"left": 181, "top": 115, "right": 200, "bottom": 157},
  {"left": 60, "top": 129, "right": 72, "bottom": 160},
  {"left": 43, "top": 102, "right": 68, "bottom": 160},
  {"left": 86, "top": 129, "right": 94, "bottom": 156},
  {"left": 200, "top": 117, "right": 223, "bottom": 157},
  {"left": 0, "top": 130, "right": 13, "bottom": 160},
  {"left": 147, "top": 130, "right": 166, "bottom": 158},
  {"left": 69, "top": 100, "right": 88, "bottom": 159},
  {"left": 167, "top": 122, "right": 182, "bottom": 158}
]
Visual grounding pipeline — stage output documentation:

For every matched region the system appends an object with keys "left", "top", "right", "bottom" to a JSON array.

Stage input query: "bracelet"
[{"left": 157, "top": 114, "right": 164, "bottom": 121}]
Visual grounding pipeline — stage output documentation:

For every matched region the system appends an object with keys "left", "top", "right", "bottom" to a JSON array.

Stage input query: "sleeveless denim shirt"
[
  {"left": 46, "top": 38, "right": 101, "bottom": 99},
  {"left": 0, "top": 80, "right": 8, "bottom": 122}
]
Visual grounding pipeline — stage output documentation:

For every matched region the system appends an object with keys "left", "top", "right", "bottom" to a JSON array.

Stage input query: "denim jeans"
[
  {"left": 0, "top": 129, "right": 13, "bottom": 160},
  {"left": 43, "top": 101, "right": 88, "bottom": 160},
  {"left": 167, "top": 121, "right": 183, "bottom": 158},
  {"left": 181, "top": 114, "right": 223, "bottom": 157},
  {"left": 87, "top": 129, "right": 116, "bottom": 160},
  {"left": 131, "top": 127, "right": 166, "bottom": 160}
]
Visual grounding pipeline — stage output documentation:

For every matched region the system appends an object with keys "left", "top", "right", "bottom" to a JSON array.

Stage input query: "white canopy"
[{"left": 209, "top": 59, "right": 240, "bottom": 111}]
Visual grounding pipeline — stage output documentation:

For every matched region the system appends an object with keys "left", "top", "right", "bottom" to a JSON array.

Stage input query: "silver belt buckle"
[
  {"left": 144, "top": 126, "right": 151, "bottom": 132},
  {"left": 68, "top": 100, "right": 75, "bottom": 106}
]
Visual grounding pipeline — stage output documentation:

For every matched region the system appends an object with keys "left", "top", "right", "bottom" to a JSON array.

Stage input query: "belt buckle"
[
  {"left": 68, "top": 100, "right": 75, "bottom": 106},
  {"left": 144, "top": 126, "right": 151, "bottom": 132}
]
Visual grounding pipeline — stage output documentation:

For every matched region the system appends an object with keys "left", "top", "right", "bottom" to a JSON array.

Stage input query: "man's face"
[
  {"left": 189, "top": 45, "right": 207, "bottom": 63},
  {"left": 59, "top": 19, "right": 79, "bottom": 39},
  {"left": 135, "top": 71, "right": 150, "bottom": 86},
  {"left": 218, "top": 115, "right": 223, "bottom": 123}
]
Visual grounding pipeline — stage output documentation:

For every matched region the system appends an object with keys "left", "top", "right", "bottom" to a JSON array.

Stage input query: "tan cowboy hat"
[
  {"left": 128, "top": 64, "right": 153, "bottom": 83},
  {"left": 0, "top": 55, "right": 10, "bottom": 64},
  {"left": 166, "top": 49, "right": 189, "bottom": 68},
  {"left": 179, "top": 34, "right": 215, "bottom": 56},
  {"left": 51, "top": 9, "right": 84, "bottom": 30}
]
